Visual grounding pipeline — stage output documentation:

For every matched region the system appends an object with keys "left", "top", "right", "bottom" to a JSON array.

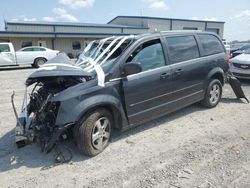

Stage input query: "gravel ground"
[{"left": 0, "top": 67, "right": 250, "bottom": 188}]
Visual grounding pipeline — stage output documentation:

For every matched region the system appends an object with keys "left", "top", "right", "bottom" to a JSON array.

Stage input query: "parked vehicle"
[
  {"left": 0, "top": 43, "right": 59, "bottom": 68},
  {"left": 230, "top": 43, "right": 246, "bottom": 53},
  {"left": 231, "top": 44, "right": 250, "bottom": 58},
  {"left": 230, "top": 49, "right": 250, "bottom": 79},
  {"left": 222, "top": 39, "right": 230, "bottom": 55},
  {"left": 14, "top": 31, "right": 230, "bottom": 156}
]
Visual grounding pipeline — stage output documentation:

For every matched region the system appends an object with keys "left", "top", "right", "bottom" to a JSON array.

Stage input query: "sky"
[{"left": 0, "top": 0, "right": 250, "bottom": 41}]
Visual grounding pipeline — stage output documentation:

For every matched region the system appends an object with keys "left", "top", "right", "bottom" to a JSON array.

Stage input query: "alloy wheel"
[
  {"left": 209, "top": 84, "right": 221, "bottom": 105},
  {"left": 91, "top": 117, "right": 111, "bottom": 150}
]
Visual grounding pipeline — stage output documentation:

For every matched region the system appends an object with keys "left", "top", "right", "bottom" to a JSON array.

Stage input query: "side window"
[
  {"left": 198, "top": 34, "right": 224, "bottom": 56},
  {"left": 0, "top": 44, "right": 10, "bottom": 52},
  {"left": 126, "top": 39, "right": 166, "bottom": 72},
  {"left": 22, "top": 48, "right": 33, "bottom": 52},
  {"left": 21, "top": 41, "right": 32, "bottom": 48},
  {"left": 166, "top": 36, "right": 199, "bottom": 64},
  {"left": 33, "top": 47, "right": 46, "bottom": 51},
  {"left": 72, "top": 41, "right": 81, "bottom": 50}
]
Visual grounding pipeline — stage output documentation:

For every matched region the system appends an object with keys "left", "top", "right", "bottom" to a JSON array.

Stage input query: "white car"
[
  {"left": 230, "top": 49, "right": 250, "bottom": 79},
  {"left": 17, "top": 46, "right": 60, "bottom": 67},
  {"left": 0, "top": 43, "right": 59, "bottom": 68}
]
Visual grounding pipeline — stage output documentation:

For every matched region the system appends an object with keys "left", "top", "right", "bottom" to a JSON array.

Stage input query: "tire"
[
  {"left": 74, "top": 108, "right": 113, "bottom": 156},
  {"left": 200, "top": 79, "right": 222, "bottom": 108},
  {"left": 32, "top": 57, "right": 47, "bottom": 68}
]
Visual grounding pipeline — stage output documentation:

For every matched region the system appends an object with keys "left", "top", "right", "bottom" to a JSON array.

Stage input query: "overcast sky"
[{"left": 0, "top": 0, "right": 249, "bottom": 41}]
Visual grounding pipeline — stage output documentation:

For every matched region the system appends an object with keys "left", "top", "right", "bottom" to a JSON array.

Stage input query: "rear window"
[
  {"left": 166, "top": 36, "right": 200, "bottom": 64},
  {"left": 198, "top": 34, "right": 224, "bottom": 56}
]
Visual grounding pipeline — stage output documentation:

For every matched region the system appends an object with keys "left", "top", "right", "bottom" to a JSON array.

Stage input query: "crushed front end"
[{"left": 12, "top": 54, "right": 92, "bottom": 152}]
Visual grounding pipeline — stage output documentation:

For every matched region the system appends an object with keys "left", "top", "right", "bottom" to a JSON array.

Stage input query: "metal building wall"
[
  {"left": 7, "top": 25, "right": 54, "bottom": 32},
  {"left": 172, "top": 20, "right": 205, "bottom": 31},
  {"left": 109, "top": 17, "right": 148, "bottom": 27},
  {"left": 206, "top": 22, "right": 224, "bottom": 38},
  {"left": 147, "top": 19, "right": 171, "bottom": 32},
  {"left": 54, "top": 38, "right": 94, "bottom": 56},
  {"left": 123, "top": 28, "right": 148, "bottom": 34},
  {"left": 109, "top": 16, "right": 225, "bottom": 38},
  {"left": 9, "top": 38, "right": 53, "bottom": 51},
  {"left": 55, "top": 26, "right": 121, "bottom": 34}
]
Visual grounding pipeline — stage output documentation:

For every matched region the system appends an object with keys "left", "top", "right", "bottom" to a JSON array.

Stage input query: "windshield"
[
  {"left": 76, "top": 36, "right": 134, "bottom": 74},
  {"left": 244, "top": 49, "right": 250, "bottom": 54},
  {"left": 240, "top": 44, "right": 250, "bottom": 50}
]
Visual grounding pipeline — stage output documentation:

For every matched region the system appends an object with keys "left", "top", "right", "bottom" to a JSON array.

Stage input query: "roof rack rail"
[{"left": 160, "top": 30, "right": 203, "bottom": 33}]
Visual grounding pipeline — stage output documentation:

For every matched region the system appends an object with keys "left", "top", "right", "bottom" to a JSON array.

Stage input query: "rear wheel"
[
  {"left": 200, "top": 79, "right": 222, "bottom": 108},
  {"left": 74, "top": 108, "right": 112, "bottom": 156},
  {"left": 32, "top": 57, "right": 47, "bottom": 68}
]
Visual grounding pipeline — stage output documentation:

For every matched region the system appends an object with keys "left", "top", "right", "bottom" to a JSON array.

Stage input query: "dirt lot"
[{"left": 0, "top": 67, "right": 250, "bottom": 188}]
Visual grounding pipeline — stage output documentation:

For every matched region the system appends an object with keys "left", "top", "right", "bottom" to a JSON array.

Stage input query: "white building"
[{"left": 0, "top": 16, "right": 225, "bottom": 58}]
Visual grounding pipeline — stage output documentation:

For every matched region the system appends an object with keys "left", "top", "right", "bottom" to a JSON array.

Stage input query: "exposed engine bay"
[
  {"left": 13, "top": 77, "right": 88, "bottom": 152},
  {"left": 12, "top": 54, "right": 92, "bottom": 153}
]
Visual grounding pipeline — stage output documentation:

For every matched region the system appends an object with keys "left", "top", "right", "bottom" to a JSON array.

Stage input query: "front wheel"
[
  {"left": 74, "top": 108, "right": 112, "bottom": 156},
  {"left": 200, "top": 79, "right": 222, "bottom": 108}
]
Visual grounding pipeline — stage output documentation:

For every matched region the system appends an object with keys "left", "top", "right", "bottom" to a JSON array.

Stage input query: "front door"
[
  {"left": 0, "top": 44, "right": 16, "bottom": 66},
  {"left": 122, "top": 39, "right": 174, "bottom": 125}
]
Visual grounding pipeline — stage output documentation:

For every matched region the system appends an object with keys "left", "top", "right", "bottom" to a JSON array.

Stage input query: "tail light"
[{"left": 227, "top": 49, "right": 231, "bottom": 65}]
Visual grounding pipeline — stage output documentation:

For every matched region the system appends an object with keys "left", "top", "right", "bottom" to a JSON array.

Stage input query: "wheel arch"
[
  {"left": 33, "top": 56, "right": 47, "bottom": 64},
  {"left": 78, "top": 103, "right": 126, "bottom": 130},
  {"left": 207, "top": 67, "right": 225, "bottom": 86},
  {"left": 56, "top": 94, "right": 129, "bottom": 130}
]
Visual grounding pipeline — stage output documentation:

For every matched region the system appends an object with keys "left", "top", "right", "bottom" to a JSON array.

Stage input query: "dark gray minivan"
[{"left": 15, "top": 31, "right": 229, "bottom": 156}]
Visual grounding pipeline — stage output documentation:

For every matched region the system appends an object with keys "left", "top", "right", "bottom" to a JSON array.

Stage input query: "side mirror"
[{"left": 123, "top": 63, "right": 142, "bottom": 76}]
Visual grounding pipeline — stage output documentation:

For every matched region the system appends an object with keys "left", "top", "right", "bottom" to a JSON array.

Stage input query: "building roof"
[
  {"left": 108, "top": 15, "right": 225, "bottom": 24},
  {"left": 5, "top": 20, "right": 149, "bottom": 29},
  {"left": 0, "top": 30, "right": 136, "bottom": 37}
]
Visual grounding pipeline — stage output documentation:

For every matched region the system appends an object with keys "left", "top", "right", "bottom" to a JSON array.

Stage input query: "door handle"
[
  {"left": 174, "top": 69, "right": 183, "bottom": 75},
  {"left": 160, "top": 72, "right": 171, "bottom": 79}
]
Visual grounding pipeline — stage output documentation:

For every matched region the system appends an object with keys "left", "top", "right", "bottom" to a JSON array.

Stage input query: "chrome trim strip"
[
  {"left": 129, "top": 90, "right": 203, "bottom": 118},
  {"left": 109, "top": 78, "right": 122, "bottom": 82},
  {"left": 127, "top": 66, "right": 170, "bottom": 79},
  {"left": 130, "top": 92, "right": 171, "bottom": 107},
  {"left": 129, "top": 82, "right": 203, "bottom": 107}
]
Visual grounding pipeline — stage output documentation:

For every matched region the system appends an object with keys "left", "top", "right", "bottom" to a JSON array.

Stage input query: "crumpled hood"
[
  {"left": 231, "top": 54, "right": 250, "bottom": 64},
  {"left": 26, "top": 53, "right": 92, "bottom": 86}
]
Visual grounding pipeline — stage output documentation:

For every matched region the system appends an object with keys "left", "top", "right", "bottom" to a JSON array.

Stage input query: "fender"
[
  {"left": 55, "top": 94, "right": 129, "bottom": 129},
  {"left": 206, "top": 67, "right": 225, "bottom": 85}
]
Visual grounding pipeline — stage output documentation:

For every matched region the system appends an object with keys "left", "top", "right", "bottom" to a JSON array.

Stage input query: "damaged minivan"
[{"left": 13, "top": 31, "right": 230, "bottom": 156}]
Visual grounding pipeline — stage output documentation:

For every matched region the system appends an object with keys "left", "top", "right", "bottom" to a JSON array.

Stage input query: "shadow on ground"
[
  {"left": 220, "top": 98, "right": 248, "bottom": 104},
  {"left": 0, "top": 66, "right": 34, "bottom": 71},
  {"left": 239, "top": 79, "right": 250, "bottom": 85}
]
